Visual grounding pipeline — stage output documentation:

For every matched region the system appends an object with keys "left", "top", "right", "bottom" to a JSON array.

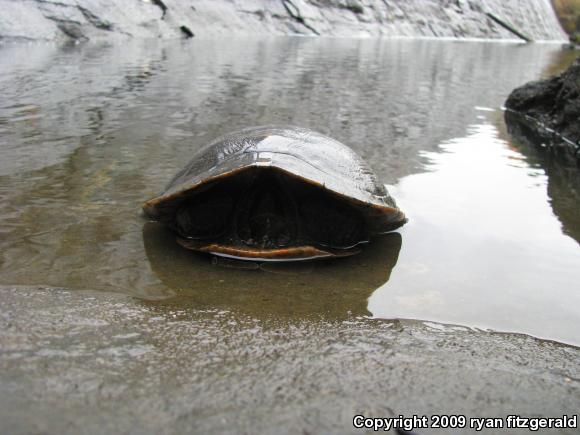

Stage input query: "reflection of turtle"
[
  {"left": 142, "top": 222, "right": 402, "bottom": 319},
  {"left": 143, "top": 126, "right": 406, "bottom": 261}
]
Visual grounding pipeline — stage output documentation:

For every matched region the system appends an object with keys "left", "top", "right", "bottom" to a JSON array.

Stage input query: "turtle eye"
[
  {"left": 175, "top": 191, "right": 234, "bottom": 239},
  {"left": 300, "top": 196, "right": 367, "bottom": 249}
]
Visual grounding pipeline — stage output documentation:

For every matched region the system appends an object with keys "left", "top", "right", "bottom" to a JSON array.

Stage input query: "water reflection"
[
  {"left": 369, "top": 121, "right": 580, "bottom": 345},
  {"left": 0, "top": 38, "right": 578, "bottom": 343},
  {"left": 142, "top": 222, "right": 401, "bottom": 319},
  {"left": 504, "top": 111, "right": 580, "bottom": 244}
]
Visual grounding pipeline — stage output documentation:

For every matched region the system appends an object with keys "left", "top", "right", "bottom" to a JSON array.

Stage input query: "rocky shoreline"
[{"left": 505, "top": 57, "right": 580, "bottom": 168}]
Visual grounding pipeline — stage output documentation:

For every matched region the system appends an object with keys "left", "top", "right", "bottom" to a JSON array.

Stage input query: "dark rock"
[
  {"left": 152, "top": 0, "right": 168, "bottom": 19},
  {"left": 340, "top": 1, "right": 364, "bottom": 15},
  {"left": 179, "top": 25, "right": 194, "bottom": 38},
  {"left": 505, "top": 57, "right": 580, "bottom": 242},
  {"left": 505, "top": 58, "right": 580, "bottom": 168}
]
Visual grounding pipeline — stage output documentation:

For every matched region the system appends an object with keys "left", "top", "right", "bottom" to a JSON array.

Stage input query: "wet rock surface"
[
  {"left": 0, "top": 285, "right": 579, "bottom": 435},
  {"left": 0, "top": 0, "right": 568, "bottom": 42},
  {"left": 505, "top": 57, "right": 580, "bottom": 167}
]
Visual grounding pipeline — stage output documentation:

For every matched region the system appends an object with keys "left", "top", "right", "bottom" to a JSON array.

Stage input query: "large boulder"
[{"left": 505, "top": 57, "right": 580, "bottom": 167}]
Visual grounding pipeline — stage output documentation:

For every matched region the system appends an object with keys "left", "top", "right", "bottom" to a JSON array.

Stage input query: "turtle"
[{"left": 143, "top": 126, "right": 406, "bottom": 261}]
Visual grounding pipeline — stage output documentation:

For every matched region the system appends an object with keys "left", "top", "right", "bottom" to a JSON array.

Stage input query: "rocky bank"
[
  {"left": 505, "top": 57, "right": 580, "bottom": 167},
  {"left": 0, "top": 0, "right": 568, "bottom": 42}
]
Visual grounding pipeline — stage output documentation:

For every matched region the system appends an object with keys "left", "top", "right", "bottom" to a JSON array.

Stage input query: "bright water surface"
[{"left": 0, "top": 38, "right": 579, "bottom": 345}]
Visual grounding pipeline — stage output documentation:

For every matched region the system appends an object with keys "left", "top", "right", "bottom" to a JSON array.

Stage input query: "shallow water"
[{"left": 0, "top": 37, "right": 578, "bottom": 345}]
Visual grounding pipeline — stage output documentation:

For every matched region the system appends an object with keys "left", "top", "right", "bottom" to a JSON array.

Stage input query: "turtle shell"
[{"left": 143, "top": 126, "right": 406, "bottom": 260}]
